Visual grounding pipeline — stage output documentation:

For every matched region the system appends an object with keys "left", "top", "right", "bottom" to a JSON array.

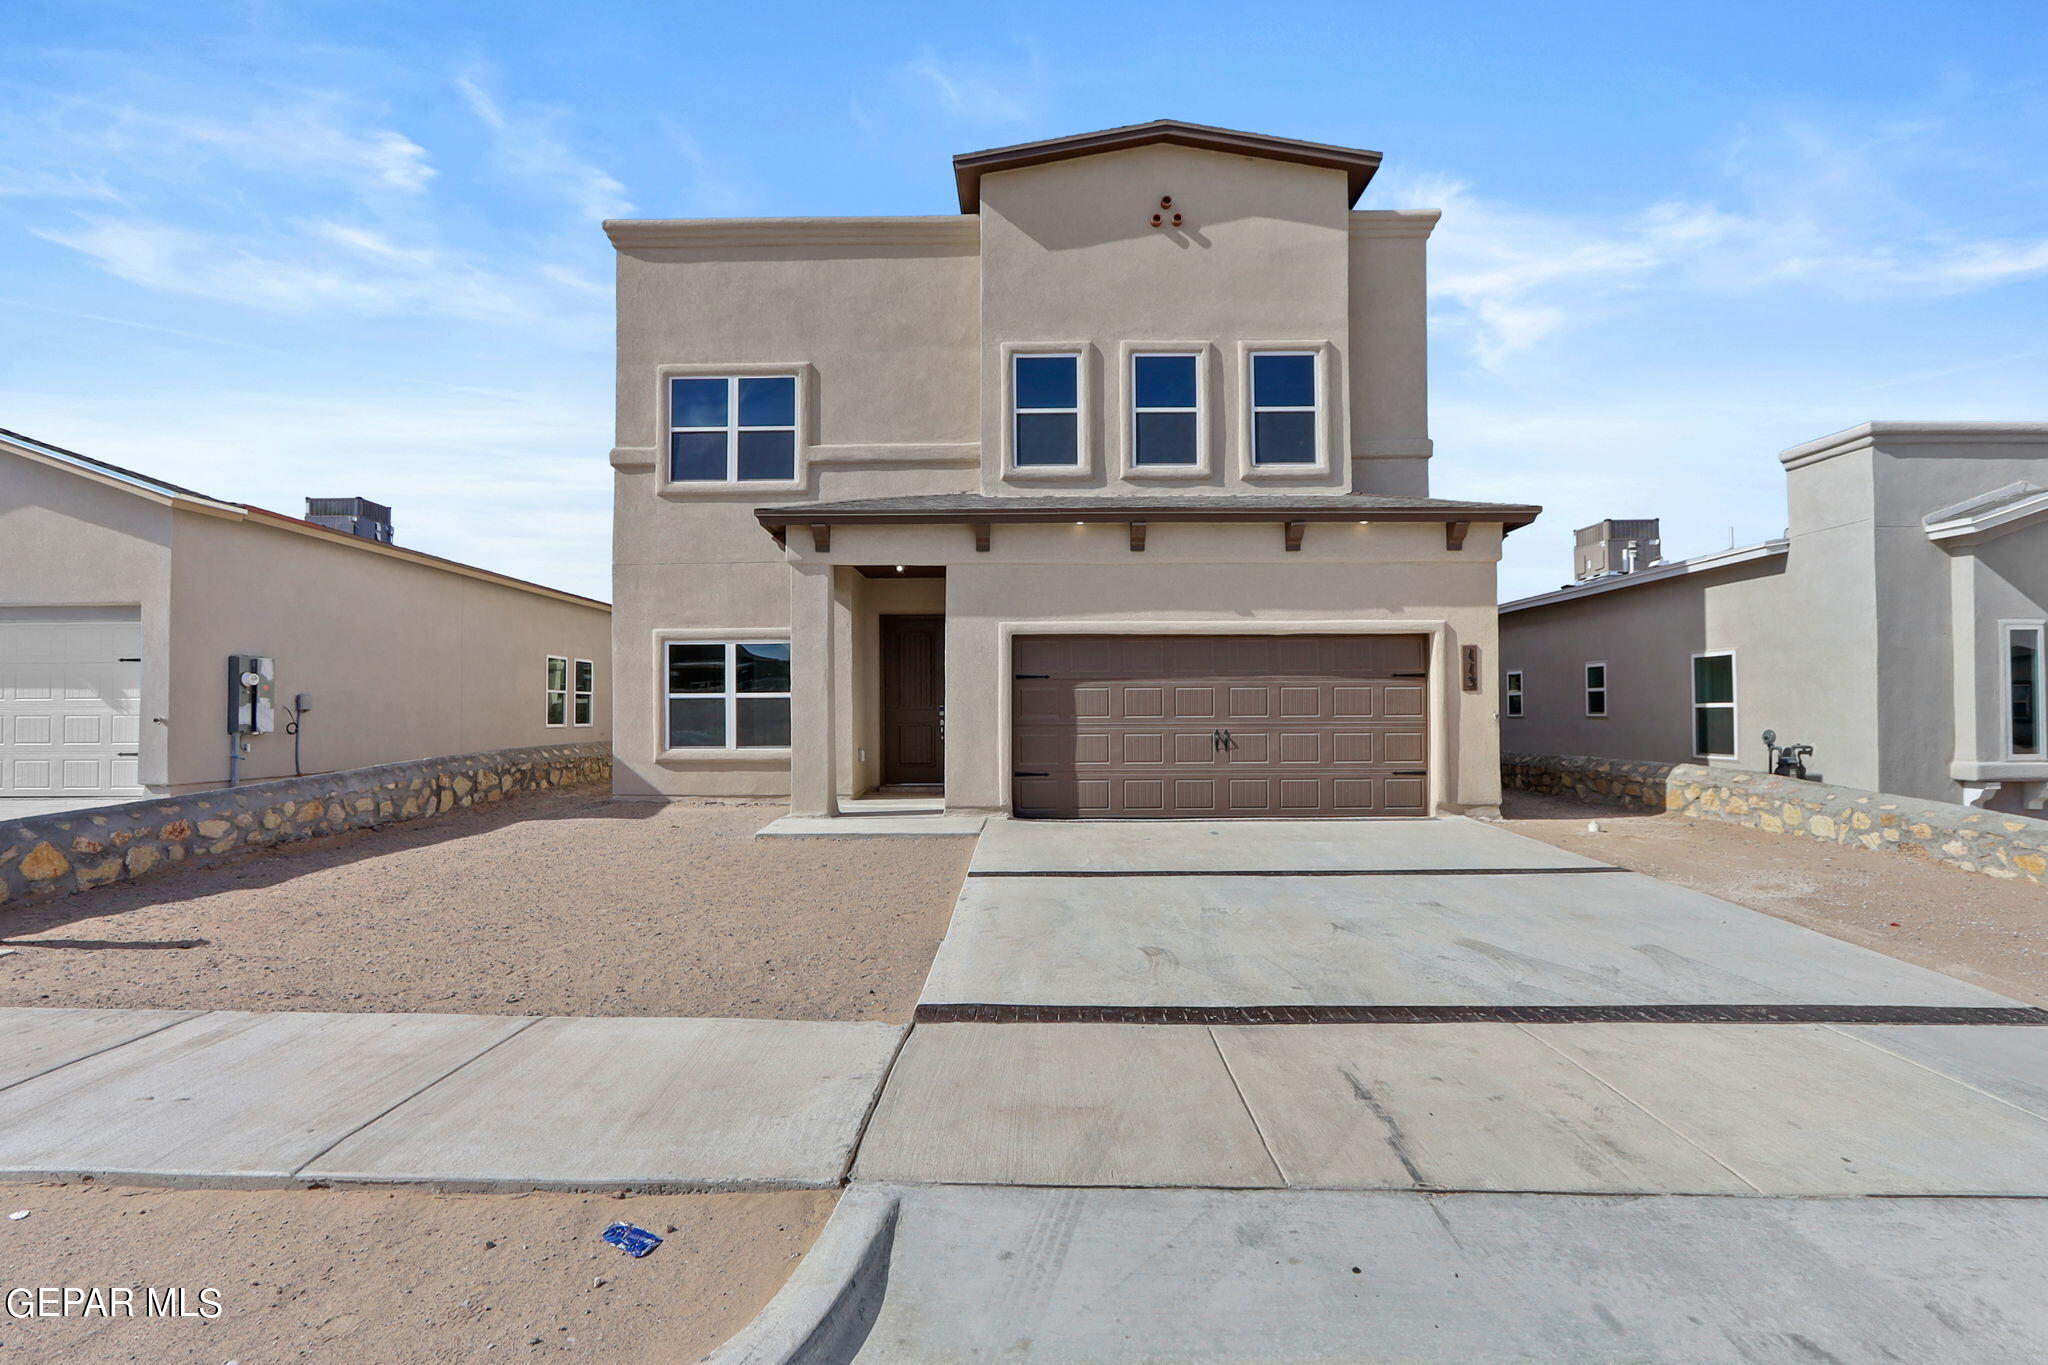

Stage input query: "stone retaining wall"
[
  {"left": 1, "top": 742, "right": 609, "bottom": 911},
  {"left": 1503, "top": 752, "right": 2048, "bottom": 885}
]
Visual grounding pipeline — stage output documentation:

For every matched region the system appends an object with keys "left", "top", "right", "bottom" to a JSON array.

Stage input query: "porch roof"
[{"left": 755, "top": 492, "right": 1541, "bottom": 554}]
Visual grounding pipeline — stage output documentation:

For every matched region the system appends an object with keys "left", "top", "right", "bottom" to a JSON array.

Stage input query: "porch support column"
[{"left": 789, "top": 561, "right": 841, "bottom": 818}]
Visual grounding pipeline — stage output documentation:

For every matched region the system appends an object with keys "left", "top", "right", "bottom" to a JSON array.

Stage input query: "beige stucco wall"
[
  {"left": 162, "top": 509, "right": 610, "bottom": 788},
  {"left": 0, "top": 454, "right": 174, "bottom": 787}
]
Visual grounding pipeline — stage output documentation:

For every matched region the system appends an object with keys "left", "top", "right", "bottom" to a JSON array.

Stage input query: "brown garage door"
[{"left": 1011, "top": 634, "right": 1429, "bottom": 818}]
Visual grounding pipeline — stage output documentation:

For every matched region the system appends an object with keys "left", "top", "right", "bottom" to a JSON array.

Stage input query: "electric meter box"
[{"left": 228, "top": 655, "right": 276, "bottom": 735}]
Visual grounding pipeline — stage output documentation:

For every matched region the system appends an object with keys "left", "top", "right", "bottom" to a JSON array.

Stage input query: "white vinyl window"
[
  {"left": 1585, "top": 662, "right": 1608, "bottom": 717},
  {"left": 1249, "top": 351, "right": 1319, "bottom": 466},
  {"left": 1691, "top": 652, "right": 1736, "bottom": 758},
  {"left": 668, "top": 375, "right": 797, "bottom": 483},
  {"left": 573, "top": 659, "right": 595, "bottom": 727},
  {"left": 1013, "top": 353, "right": 1081, "bottom": 468},
  {"left": 2006, "top": 623, "right": 2043, "bottom": 759},
  {"left": 666, "top": 641, "right": 791, "bottom": 750},
  {"left": 545, "top": 656, "right": 569, "bottom": 727},
  {"left": 1131, "top": 353, "right": 1199, "bottom": 467},
  {"left": 1504, "top": 670, "right": 1524, "bottom": 718}
]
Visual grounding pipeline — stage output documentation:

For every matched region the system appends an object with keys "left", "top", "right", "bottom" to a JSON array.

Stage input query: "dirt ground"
[
  {"left": 0, "top": 792, "right": 970, "bottom": 1020},
  {"left": 0, "top": 1179, "right": 834, "bottom": 1363},
  {"left": 1501, "top": 790, "right": 2048, "bottom": 1005}
]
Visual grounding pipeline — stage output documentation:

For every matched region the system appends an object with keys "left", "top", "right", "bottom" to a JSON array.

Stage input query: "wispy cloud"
[
  {"left": 899, "top": 44, "right": 1047, "bottom": 128},
  {"left": 454, "top": 67, "right": 633, "bottom": 220}
]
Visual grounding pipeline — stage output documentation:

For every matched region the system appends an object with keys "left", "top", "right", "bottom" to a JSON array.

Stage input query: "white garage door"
[{"left": 0, "top": 619, "right": 144, "bottom": 796}]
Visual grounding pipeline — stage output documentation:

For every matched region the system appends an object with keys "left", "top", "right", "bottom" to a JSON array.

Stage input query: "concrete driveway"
[{"left": 921, "top": 816, "right": 2021, "bottom": 1010}]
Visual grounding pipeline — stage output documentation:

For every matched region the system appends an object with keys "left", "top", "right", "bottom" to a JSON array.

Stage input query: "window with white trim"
[
  {"left": 1692, "top": 652, "right": 1736, "bottom": 758},
  {"left": 1131, "top": 353, "right": 1198, "bottom": 467},
  {"left": 1504, "top": 670, "right": 1524, "bottom": 718},
  {"left": 1250, "top": 351, "right": 1318, "bottom": 465},
  {"left": 669, "top": 375, "right": 796, "bottom": 483},
  {"left": 2007, "top": 623, "right": 2043, "bottom": 759},
  {"left": 573, "top": 659, "right": 595, "bottom": 727},
  {"left": 1584, "top": 662, "right": 1608, "bottom": 717},
  {"left": 1013, "top": 354, "right": 1080, "bottom": 467},
  {"left": 665, "top": 642, "right": 791, "bottom": 750},
  {"left": 545, "top": 656, "right": 569, "bottom": 727}
]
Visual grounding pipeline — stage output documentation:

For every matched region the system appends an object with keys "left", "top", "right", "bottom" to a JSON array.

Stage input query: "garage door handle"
[
  {"left": 1013, "top": 673, "right": 1050, "bottom": 680},
  {"left": 118, "top": 752, "right": 139, "bottom": 757},
  {"left": 118, "top": 657, "right": 142, "bottom": 663},
  {"left": 1391, "top": 671, "right": 1426, "bottom": 678},
  {"left": 1392, "top": 769, "right": 1426, "bottom": 776},
  {"left": 1013, "top": 771, "right": 1049, "bottom": 778}
]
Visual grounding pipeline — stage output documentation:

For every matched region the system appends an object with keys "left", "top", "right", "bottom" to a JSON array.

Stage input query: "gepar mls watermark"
[{"left": 8, "top": 1286, "right": 223, "bottom": 1319}]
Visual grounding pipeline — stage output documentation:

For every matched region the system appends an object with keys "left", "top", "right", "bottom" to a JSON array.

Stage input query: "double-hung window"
[
  {"left": 669, "top": 375, "right": 796, "bottom": 483},
  {"left": 573, "top": 659, "right": 595, "bottom": 727},
  {"left": 1012, "top": 354, "right": 1080, "bottom": 468},
  {"left": 1691, "top": 652, "right": 1736, "bottom": 758},
  {"left": 2007, "top": 624, "right": 2043, "bottom": 759},
  {"left": 1504, "top": 670, "right": 1524, "bottom": 718},
  {"left": 666, "top": 642, "right": 791, "bottom": 750},
  {"left": 1584, "top": 663, "right": 1608, "bottom": 717},
  {"left": 1131, "top": 353, "right": 1199, "bottom": 467},
  {"left": 545, "top": 656, "right": 569, "bottom": 727},
  {"left": 1250, "top": 351, "right": 1318, "bottom": 465}
]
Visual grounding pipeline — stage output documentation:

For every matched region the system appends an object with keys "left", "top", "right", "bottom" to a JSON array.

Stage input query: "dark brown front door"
[
  {"left": 882, "top": 615, "right": 945, "bottom": 785},
  {"left": 1011, "top": 634, "right": 1429, "bottom": 818}
]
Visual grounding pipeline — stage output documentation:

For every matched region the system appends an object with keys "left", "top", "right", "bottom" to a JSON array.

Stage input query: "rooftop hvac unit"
[{"left": 305, "top": 497, "right": 394, "bottom": 543}]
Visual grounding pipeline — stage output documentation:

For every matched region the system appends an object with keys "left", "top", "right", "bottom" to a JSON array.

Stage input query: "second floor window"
[
  {"left": 1013, "top": 354, "right": 1080, "bottom": 467},
  {"left": 1251, "top": 351, "right": 1318, "bottom": 465},
  {"left": 1132, "top": 353, "right": 1198, "bottom": 467},
  {"left": 670, "top": 375, "right": 796, "bottom": 483}
]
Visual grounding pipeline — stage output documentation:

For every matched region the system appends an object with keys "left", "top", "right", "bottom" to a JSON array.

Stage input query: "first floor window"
[
  {"left": 546, "top": 656, "right": 569, "bottom": 726},
  {"left": 1585, "top": 662, "right": 1608, "bottom": 717},
  {"left": 2008, "top": 624, "right": 2043, "bottom": 758},
  {"left": 573, "top": 659, "right": 595, "bottom": 727},
  {"left": 1013, "top": 353, "right": 1080, "bottom": 467},
  {"left": 1504, "top": 670, "right": 1524, "bottom": 718},
  {"left": 669, "top": 375, "right": 797, "bottom": 483},
  {"left": 1692, "top": 652, "right": 1735, "bottom": 758},
  {"left": 1132, "top": 353, "right": 1198, "bottom": 466},
  {"left": 666, "top": 641, "right": 791, "bottom": 749},
  {"left": 1250, "top": 351, "right": 1318, "bottom": 465}
]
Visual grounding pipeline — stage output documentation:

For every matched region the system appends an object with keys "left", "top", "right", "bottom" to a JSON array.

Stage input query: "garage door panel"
[
  {"left": 8, "top": 760, "right": 53, "bottom": 791},
  {"left": 0, "top": 618, "right": 144, "bottom": 797},
  {"left": 1011, "top": 634, "right": 1429, "bottom": 818}
]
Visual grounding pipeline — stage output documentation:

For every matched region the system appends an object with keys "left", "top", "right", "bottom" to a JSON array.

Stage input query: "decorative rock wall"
[
  {"left": 1, "top": 742, "right": 609, "bottom": 911},
  {"left": 1503, "top": 753, "right": 2048, "bottom": 885}
]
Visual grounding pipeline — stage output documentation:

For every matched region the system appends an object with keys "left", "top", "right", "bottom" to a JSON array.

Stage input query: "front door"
[{"left": 882, "top": 615, "right": 945, "bottom": 785}]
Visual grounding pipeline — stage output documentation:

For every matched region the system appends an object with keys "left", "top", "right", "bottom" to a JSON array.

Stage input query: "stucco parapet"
[
  {"left": 1781, "top": 421, "right": 2048, "bottom": 470},
  {"left": 1502, "top": 752, "right": 2048, "bottom": 885},
  {"left": 604, "top": 216, "right": 979, "bottom": 251},
  {"left": 0, "top": 743, "right": 610, "bottom": 913},
  {"left": 1347, "top": 210, "right": 1442, "bottom": 240}
]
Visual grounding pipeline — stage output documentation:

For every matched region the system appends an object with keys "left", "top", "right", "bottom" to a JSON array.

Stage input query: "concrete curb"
[{"left": 702, "top": 1183, "right": 901, "bottom": 1365}]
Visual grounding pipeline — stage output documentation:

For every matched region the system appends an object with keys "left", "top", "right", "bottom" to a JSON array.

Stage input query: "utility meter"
[{"left": 227, "top": 655, "right": 276, "bottom": 735}]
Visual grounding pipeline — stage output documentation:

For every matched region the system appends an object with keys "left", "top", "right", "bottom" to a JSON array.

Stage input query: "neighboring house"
[
  {"left": 1499, "top": 422, "right": 2048, "bottom": 815},
  {"left": 607, "top": 120, "right": 1539, "bottom": 820},
  {"left": 0, "top": 428, "right": 611, "bottom": 806}
]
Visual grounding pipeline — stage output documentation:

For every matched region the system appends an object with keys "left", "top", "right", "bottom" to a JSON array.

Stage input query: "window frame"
[
  {"left": 1120, "top": 342, "right": 1211, "bottom": 479},
  {"left": 1003, "top": 345, "right": 1090, "bottom": 480},
  {"left": 545, "top": 655, "right": 569, "bottom": 728},
  {"left": 572, "top": 658, "right": 596, "bottom": 728},
  {"left": 1584, "top": 661, "right": 1608, "bottom": 718},
  {"left": 1690, "top": 650, "right": 1737, "bottom": 760},
  {"left": 1240, "top": 343, "right": 1334, "bottom": 478},
  {"left": 2003, "top": 620, "right": 2045, "bottom": 760},
  {"left": 1504, "top": 669, "right": 1524, "bottom": 719},
  {"left": 661, "top": 639, "right": 793, "bottom": 754},
  {"left": 657, "top": 363, "right": 808, "bottom": 494}
]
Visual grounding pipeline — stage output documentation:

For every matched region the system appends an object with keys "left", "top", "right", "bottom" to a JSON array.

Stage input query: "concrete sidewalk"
[{"left": 0, "top": 1007, "right": 902, "bottom": 1191}]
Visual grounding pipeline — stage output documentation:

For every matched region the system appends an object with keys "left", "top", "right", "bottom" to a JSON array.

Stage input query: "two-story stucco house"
[{"left": 606, "top": 121, "right": 1538, "bottom": 821}]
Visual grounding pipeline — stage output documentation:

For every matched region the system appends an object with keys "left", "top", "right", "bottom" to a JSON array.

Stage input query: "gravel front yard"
[
  {"left": 1501, "top": 790, "right": 2048, "bottom": 1005},
  {"left": 0, "top": 794, "right": 971, "bottom": 1019},
  {"left": 0, "top": 1180, "right": 834, "bottom": 1363}
]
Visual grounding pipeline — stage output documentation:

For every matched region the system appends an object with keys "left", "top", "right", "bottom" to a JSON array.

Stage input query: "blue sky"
[{"left": 3, "top": 1, "right": 2045, "bottom": 601}]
